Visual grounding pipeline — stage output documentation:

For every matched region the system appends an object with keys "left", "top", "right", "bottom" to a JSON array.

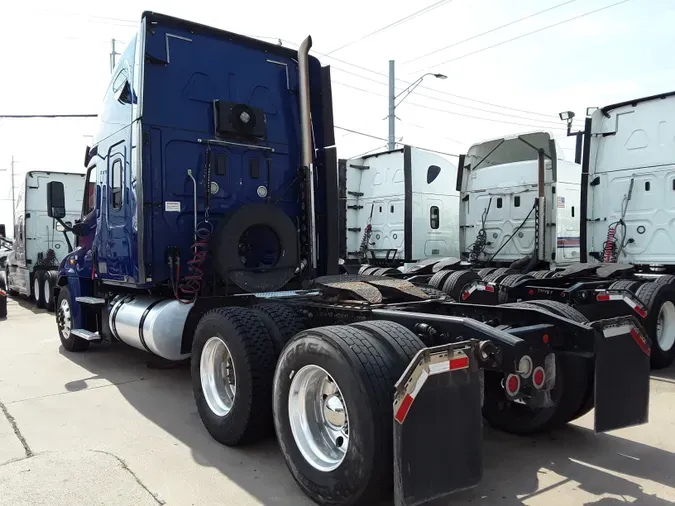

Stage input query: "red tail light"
[{"left": 532, "top": 366, "right": 546, "bottom": 389}]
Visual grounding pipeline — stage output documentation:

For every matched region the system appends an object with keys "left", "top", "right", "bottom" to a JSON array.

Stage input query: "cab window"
[{"left": 83, "top": 165, "right": 97, "bottom": 215}]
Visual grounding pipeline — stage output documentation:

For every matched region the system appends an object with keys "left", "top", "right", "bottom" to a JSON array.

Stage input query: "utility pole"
[
  {"left": 110, "top": 39, "right": 119, "bottom": 73},
  {"left": 10, "top": 156, "right": 15, "bottom": 226},
  {"left": 387, "top": 60, "right": 396, "bottom": 151}
]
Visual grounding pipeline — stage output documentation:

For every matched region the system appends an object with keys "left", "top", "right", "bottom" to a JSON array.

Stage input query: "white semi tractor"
[
  {"left": 5, "top": 170, "right": 85, "bottom": 310},
  {"left": 339, "top": 145, "right": 459, "bottom": 273},
  {"left": 360, "top": 93, "right": 675, "bottom": 369}
]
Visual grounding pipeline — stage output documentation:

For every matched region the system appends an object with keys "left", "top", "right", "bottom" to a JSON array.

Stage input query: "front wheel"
[
  {"left": 273, "top": 326, "right": 395, "bottom": 506},
  {"left": 56, "top": 285, "right": 89, "bottom": 352}
]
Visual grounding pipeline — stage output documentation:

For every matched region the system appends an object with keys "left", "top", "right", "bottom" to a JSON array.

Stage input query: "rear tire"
[
  {"left": 250, "top": 302, "right": 306, "bottom": 355},
  {"left": 428, "top": 270, "right": 453, "bottom": 289},
  {"left": 350, "top": 320, "right": 425, "bottom": 364},
  {"left": 653, "top": 274, "right": 675, "bottom": 286},
  {"left": 273, "top": 326, "right": 397, "bottom": 506},
  {"left": 442, "top": 270, "right": 480, "bottom": 300},
  {"left": 531, "top": 270, "right": 555, "bottom": 279},
  {"left": 483, "top": 267, "right": 516, "bottom": 284},
  {"left": 477, "top": 267, "right": 497, "bottom": 279},
  {"left": 497, "top": 274, "right": 533, "bottom": 303},
  {"left": 634, "top": 282, "right": 675, "bottom": 369},
  {"left": 44, "top": 272, "right": 57, "bottom": 312},
  {"left": 192, "top": 307, "right": 277, "bottom": 445},
  {"left": 56, "top": 285, "right": 89, "bottom": 352},
  {"left": 609, "top": 279, "right": 642, "bottom": 293},
  {"left": 525, "top": 300, "right": 589, "bottom": 324},
  {"left": 33, "top": 271, "right": 46, "bottom": 308},
  {"left": 0, "top": 272, "right": 7, "bottom": 319}
]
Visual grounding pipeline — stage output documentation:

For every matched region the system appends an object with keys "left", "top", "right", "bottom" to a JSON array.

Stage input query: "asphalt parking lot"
[{"left": 1, "top": 296, "right": 674, "bottom": 506}]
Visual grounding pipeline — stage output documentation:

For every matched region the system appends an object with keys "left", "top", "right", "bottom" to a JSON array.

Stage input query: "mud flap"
[
  {"left": 392, "top": 341, "right": 483, "bottom": 506},
  {"left": 592, "top": 317, "right": 651, "bottom": 433}
]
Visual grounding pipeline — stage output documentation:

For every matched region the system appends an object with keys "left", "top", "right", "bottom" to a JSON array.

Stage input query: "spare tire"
[{"left": 212, "top": 203, "right": 299, "bottom": 292}]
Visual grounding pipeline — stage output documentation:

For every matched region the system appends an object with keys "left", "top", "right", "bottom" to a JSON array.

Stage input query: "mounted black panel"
[{"left": 214, "top": 100, "right": 267, "bottom": 139}]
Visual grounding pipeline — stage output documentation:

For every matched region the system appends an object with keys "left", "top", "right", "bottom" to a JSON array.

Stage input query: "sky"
[{"left": 1, "top": 0, "right": 673, "bottom": 230}]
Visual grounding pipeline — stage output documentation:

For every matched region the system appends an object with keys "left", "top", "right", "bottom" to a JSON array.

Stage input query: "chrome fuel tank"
[{"left": 109, "top": 296, "right": 193, "bottom": 361}]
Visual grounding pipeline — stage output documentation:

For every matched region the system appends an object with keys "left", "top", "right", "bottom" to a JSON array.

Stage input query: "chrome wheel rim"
[
  {"left": 656, "top": 301, "right": 675, "bottom": 352},
  {"left": 200, "top": 337, "right": 236, "bottom": 417},
  {"left": 44, "top": 279, "right": 51, "bottom": 304},
  {"left": 288, "top": 365, "right": 349, "bottom": 472},
  {"left": 34, "top": 278, "right": 40, "bottom": 301},
  {"left": 58, "top": 299, "right": 71, "bottom": 338}
]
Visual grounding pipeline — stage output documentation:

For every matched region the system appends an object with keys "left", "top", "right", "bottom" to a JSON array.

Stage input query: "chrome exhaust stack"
[{"left": 298, "top": 36, "right": 317, "bottom": 272}]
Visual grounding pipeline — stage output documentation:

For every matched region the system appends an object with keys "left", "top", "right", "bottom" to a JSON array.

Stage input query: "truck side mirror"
[
  {"left": 47, "top": 181, "right": 66, "bottom": 219},
  {"left": 0, "top": 224, "right": 5, "bottom": 238}
]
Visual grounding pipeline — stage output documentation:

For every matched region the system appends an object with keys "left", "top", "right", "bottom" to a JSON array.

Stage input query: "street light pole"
[
  {"left": 387, "top": 63, "right": 447, "bottom": 151},
  {"left": 10, "top": 156, "right": 15, "bottom": 226},
  {"left": 388, "top": 60, "right": 396, "bottom": 150}
]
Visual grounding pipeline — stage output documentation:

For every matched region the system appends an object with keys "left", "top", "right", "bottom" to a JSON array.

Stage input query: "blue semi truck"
[{"left": 47, "top": 12, "right": 652, "bottom": 506}]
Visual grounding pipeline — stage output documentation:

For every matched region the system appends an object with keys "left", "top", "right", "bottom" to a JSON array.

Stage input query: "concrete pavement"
[{"left": 1, "top": 295, "right": 674, "bottom": 505}]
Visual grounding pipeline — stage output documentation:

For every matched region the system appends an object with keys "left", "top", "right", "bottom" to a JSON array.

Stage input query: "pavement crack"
[
  {"left": 90, "top": 449, "right": 165, "bottom": 505},
  {"left": 0, "top": 400, "right": 33, "bottom": 458},
  {"left": 6, "top": 377, "right": 148, "bottom": 405}
]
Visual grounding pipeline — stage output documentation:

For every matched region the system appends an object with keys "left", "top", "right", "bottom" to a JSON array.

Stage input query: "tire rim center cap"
[{"left": 323, "top": 394, "right": 346, "bottom": 429}]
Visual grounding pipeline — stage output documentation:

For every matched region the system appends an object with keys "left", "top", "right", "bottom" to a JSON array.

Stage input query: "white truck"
[
  {"left": 339, "top": 145, "right": 459, "bottom": 273},
  {"left": 5, "top": 170, "right": 85, "bottom": 310},
  {"left": 361, "top": 97, "right": 675, "bottom": 368},
  {"left": 458, "top": 131, "right": 581, "bottom": 269}
]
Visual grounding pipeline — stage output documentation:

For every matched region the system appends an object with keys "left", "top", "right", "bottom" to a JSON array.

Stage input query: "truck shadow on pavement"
[
  {"left": 59, "top": 343, "right": 675, "bottom": 506},
  {"left": 8, "top": 296, "right": 50, "bottom": 315}
]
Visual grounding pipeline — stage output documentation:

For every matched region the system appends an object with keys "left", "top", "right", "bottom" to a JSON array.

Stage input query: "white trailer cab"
[
  {"left": 457, "top": 132, "right": 581, "bottom": 269},
  {"left": 584, "top": 92, "right": 675, "bottom": 270},
  {"left": 340, "top": 146, "right": 459, "bottom": 270},
  {"left": 6, "top": 170, "right": 85, "bottom": 308}
]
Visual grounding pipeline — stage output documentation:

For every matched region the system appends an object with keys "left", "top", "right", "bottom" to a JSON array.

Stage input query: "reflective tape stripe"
[{"left": 630, "top": 327, "right": 651, "bottom": 357}]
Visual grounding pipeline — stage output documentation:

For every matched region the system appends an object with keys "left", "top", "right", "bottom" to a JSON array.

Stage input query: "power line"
[
  {"left": 428, "top": 0, "right": 632, "bottom": 68},
  {"left": 269, "top": 36, "right": 566, "bottom": 121},
  {"left": 333, "top": 77, "right": 567, "bottom": 127},
  {"left": 325, "top": 0, "right": 453, "bottom": 55},
  {"left": 0, "top": 114, "right": 97, "bottom": 119},
  {"left": 332, "top": 81, "right": 568, "bottom": 131},
  {"left": 335, "top": 125, "right": 460, "bottom": 158},
  {"left": 405, "top": 0, "right": 579, "bottom": 66}
]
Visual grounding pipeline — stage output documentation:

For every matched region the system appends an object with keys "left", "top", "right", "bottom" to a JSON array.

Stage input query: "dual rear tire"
[{"left": 191, "top": 306, "right": 424, "bottom": 505}]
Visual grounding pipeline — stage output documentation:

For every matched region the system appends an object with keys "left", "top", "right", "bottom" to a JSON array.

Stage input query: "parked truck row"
[
  {"left": 35, "top": 12, "right": 659, "bottom": 506},
  {"left": 351, "top": 96, "right": 675, "bottom": 370},
  {"left": 2, "top": 171, "right": 85, "bottom": 310}
]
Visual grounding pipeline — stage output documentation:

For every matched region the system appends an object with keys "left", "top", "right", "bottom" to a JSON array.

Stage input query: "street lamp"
[{"left": 388, "top": 60, "right": 447, "bottom": 150}]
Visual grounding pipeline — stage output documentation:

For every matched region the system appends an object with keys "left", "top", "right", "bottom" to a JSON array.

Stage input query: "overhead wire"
[
  {"left": 427, "top": 0, "right": 633, "bottom": 68},
  {"left": 404, "top": 0, "right": 580, "bottom": 66},
  {"left": 324, "top": 0, "right": 454, "bottom": 55},
  {"left": 279, "top": 37, "right": 564, "bottom": 121},
  {"left": 335, "top": 126, "right": 459, "bottom": 158},
  {"left": 332, "top": 80, "right": 568, "bottom": 131}
]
